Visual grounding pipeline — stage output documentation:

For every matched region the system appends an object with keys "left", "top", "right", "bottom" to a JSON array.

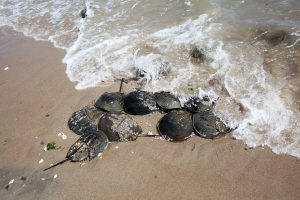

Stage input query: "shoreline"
[{"left": 0, "top": 27, "right": 300, "bottom": 200}]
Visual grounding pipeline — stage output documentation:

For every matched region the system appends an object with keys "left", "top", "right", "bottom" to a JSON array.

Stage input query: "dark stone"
[
  {"left": 45, "top": 114, "right": 50, "bottom": 117},
  {"left": 20, "top": 176, "right": 27, "bottom": 181},
  {"left": 80, "top": 8, "right": 87, "bottom": 18},
  {"left": 190, "top": 47, "right": 205, "bottom": 62}
]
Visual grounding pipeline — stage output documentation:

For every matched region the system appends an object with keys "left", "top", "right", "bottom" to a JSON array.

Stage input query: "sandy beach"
[{"left": 0, "top": 27, "right": 300, "bottom": 200}]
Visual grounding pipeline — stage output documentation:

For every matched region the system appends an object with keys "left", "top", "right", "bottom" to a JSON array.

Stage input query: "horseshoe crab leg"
[{"left": 138, "top": 132, "right": 160, "bottom": 137}]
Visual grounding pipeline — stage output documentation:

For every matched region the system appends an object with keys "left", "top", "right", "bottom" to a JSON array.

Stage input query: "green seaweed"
[{"left": 47, "top": 142, "right": 58, "bottom": 151}]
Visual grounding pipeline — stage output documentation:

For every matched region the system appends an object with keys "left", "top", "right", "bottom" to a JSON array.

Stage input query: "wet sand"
[{"left": 0, "top": 27, "right": 300, "bottom": 200}]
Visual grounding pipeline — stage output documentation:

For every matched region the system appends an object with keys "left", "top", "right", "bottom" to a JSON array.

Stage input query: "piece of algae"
[{"left": 47, "top": 142, "right": 57, "bottom": 151}]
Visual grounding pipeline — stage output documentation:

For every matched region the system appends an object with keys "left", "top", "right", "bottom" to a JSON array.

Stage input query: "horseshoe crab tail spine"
[
  {"left": 119, "top": 78, "right": 124, "bottom": 93},
  {"left": 138, "top": 133, "right": 160, "bottom": 137},
  {"left": 43, "top": 158, "right": 70, "bottom": 171}
]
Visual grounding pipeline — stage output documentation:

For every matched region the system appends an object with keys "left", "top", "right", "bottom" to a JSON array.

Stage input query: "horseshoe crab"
[
  {"left": 94, "top": 79, "right": 125, "bottom": 112},
  {"left": 44, "top": 130, "right": 108, "bottom": 171},
  {"left": 193, "top": 111, "right": 229, "bottom": 139},
  {"left": 124, "top": 91, "right": 157, "bottom": 115},
  {"left": 262, "top": 30, "right": 290, "bottom": 46},
  {"left": 184, "top": 96, "right": 213, "bottom": 113},
  {"left": 68, "top": 106, "right": 105, "bottom": 135},
  {"left": 155, "top": 92, "right": 181, "bottom": 111},
  {"left": 157, "top": 110, "right": 193, "bottom": 141},
  {"left": 98, "top": 112, "right": 142, "bottom": 141}
]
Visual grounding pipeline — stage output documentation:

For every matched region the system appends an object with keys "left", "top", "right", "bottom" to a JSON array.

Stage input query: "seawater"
[{"left": 1, "top": 0, "right": 299, "bottom": 157}]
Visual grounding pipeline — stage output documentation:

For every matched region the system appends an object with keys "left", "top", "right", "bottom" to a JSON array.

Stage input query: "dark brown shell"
[
  {"left": 94, "top": 92, "right": 124, "bottom": 112},
  {"left": 193, "top": 111, "right": 228, "bottom": 139},
  {"left": 157, "top": 110, "right": 193, "bottom": 141},
  {"left": 68, "top": 106, "right": 105, "bottom": 135},
  {"left": 155, "top": 92, "right": 181, "bottom": 110},
  {"left": 124, "top": 91, "right": 157, "bottom": 115},
  {"left": 66, "top": 130, "right": 108, "bottom": 162},
  {"left": 98, "top": 112, "right": 142, "bottom": 142}
]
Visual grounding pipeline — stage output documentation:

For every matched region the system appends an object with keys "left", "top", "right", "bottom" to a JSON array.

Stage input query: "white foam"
[
  {"left": 0, "top": 0, "right": 88, "bottom": 49},
  {"left": 221, "top": 42, "right": 300, "bottom": 157}
]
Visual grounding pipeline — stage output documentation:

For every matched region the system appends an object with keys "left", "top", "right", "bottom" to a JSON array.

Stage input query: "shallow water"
[{"left": 1, "top": 0, "right": 299, "bottom": 157}]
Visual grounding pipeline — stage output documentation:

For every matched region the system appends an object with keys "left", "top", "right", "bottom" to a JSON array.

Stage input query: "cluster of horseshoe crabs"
[{"left": 44, "top": 79, "right": 232, "bottom": 170}]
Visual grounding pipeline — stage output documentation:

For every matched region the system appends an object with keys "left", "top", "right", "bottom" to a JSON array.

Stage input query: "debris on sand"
[
  {"left": 58, "top": 132, "right": 67, "bottom": 140},
  {"left": 47, "top": 142, "right": 58, "bottom": 151}
]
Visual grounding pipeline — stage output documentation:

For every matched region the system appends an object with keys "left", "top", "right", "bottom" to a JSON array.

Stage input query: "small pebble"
[
  {"left": 44, "top": 146, "right": 47, "bottom": 152},
  {"left": 97, "top": 153, "right": 102, "bottom": 157},
  {"left": 20, "top": 176, "right": 27, "bottom": 181},
  {"left": 115, "top": 146, "right": 119, "bottom": 149},
  {"left": 41, "top": 178, "right": 46, "bottom": 181},
  {"left": 4, "top": 67, "right": 9, "bottom": 70},
  {"left": 53, "top": 174, "right": 58, "bottom": 179},
  {"left": 131, "top": 151, "right": 134, "bottom": 154},
  {"left": 39, "top": 159, "right": 44, "bottom": 164},
  {"left": 8, "top": 179, "right": 14, "bottom": 184}
]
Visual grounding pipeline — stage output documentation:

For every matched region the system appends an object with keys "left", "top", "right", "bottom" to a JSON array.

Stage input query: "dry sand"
[{"left": 0, "top": 27, "right": 299, "bottom": 200}]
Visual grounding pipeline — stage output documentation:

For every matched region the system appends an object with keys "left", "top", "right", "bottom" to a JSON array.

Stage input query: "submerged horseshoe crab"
[
  {"left": 98, "top": 112, "right": 142, "bottom": 142},
  {"left": 184, "top": 96, "right": 213, "bottom": 113},
  {"left": 44, "top": 130, "right": 108, "bottom": 171},
  {"left": 157, "top": 110, "right": 193, "bottom": 141},
  {"left": 124, "top": 91, "right": 157, "bottom": 115},
  {"left": 193, "top": 111, "right": 229, "bottom": 139},
  {"left": 155, "top": 92, "right": 181, "bottom": 111},
  {"left": 68, "top": 106, "right": 105, "bottom": 135},
  {"left": 94, "top": 79, "right": 125, "bottom": 112}
]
